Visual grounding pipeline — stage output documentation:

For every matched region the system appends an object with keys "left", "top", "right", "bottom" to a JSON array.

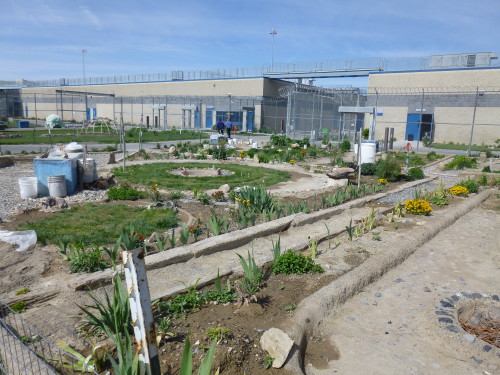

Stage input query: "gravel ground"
[{"left": 0, "top": 154, "right": 110, "bottom": 221}]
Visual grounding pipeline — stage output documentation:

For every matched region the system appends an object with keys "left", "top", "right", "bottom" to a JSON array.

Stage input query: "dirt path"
[{"left": 305, "top": 196, "right": 500, "bottom": 375}]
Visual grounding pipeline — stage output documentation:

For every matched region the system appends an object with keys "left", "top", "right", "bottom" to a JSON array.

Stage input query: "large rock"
[
  {"left": 218, "top": 184, "right": 231, "bottom": 194},
  {"left": 260, "top": 328, "right": 294, "bottom": 368},
  {"left": 326, "top": 167, "right": 355, "bottom": 179}
]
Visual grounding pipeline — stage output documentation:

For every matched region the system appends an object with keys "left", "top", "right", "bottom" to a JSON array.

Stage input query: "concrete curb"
[{"left": 280, "top": 188, "right": 494, "bottom": 374}]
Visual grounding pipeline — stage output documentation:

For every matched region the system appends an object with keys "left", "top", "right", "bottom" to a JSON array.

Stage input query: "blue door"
[
  {"left": 194, "top": 110, "right": 201, "bottom": 128},
  {"left": 206, "top": 110, "right": 213, "bottom": 129},
  {"left": 405, "top": 114, "right": 420, "bottom": 141},
  {"left": 246, "top": 111, "right": 254, "bottom": 132},
  {"left": 86, "top": 108, "right": 91, "bottom": 121}
]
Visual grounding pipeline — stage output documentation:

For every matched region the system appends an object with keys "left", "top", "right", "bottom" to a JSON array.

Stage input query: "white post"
[{"left": 123, "top": 248, "right": 160, "bottom": 375}]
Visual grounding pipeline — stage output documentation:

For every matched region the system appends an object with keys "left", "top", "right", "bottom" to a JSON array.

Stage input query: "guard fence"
[{"left": 0, "top": 299, "right": 98, "bottom": 375}]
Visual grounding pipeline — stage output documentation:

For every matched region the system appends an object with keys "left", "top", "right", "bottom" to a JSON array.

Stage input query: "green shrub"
[
  {"left": 360, "top": 163, "right": 376, "bottom": 176},
  {"left": 427, "top": 151, "right": 444, "bottom": 161},
  {"left": 107, "top": 185, "right": 147, "bottom": 201},
  {"left": 168, "top": 190, "right": 184, "bottom": 200},
  {"left": 376, "top": 154, "right": 401, "bottom": 181},
  {"left": 234, "top": 186, "right": 276, "bottom": 213},
  {"left": 444, "top": 155, "right": 478, "bottom": 170},
  {"left": 482, "top": 166, "right": 491, "bottom": 172},
  {"left": 272, "top": 249, "right": 323, "bottom": 275},
  {"left": 258, "top": 154, "right": 270, "bottom": 163},
  {"left": 270, "top": 134, "right": 290, "bottom": 147},
  {"left": 339, "top": 140, "right": 351, "bottom": 153},
  {"left": 66, "top": 243, "right": 109, "bottom": 273},
  {"left": 246, "top": 148, "right": 259, "bottom": 158},
  {"left": 407, "top": 167, "right": 425, "bottom": 181},
  {"left": 361, "top": 128, "right": 369, "bottom": 140},
  {"left": 478, "top": 174, "right": 488, "bottom": 186},
  {"left": 456, "top": 178, "right": 479, "bottom": 193},
  {"left": 422, "top": 137, "right": 432, "bottom": 147},
  {"left": 198, "top": 193, "right": 211, "bottom": 205}
]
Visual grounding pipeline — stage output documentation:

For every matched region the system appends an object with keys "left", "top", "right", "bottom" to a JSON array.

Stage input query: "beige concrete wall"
[
  {"left": 368, "top": 68, "right": 500, "bottom": 89},
  {"left": 19, "top": 78, "right": 291, "bottom": 130},
  {"left": 364, "top": 107, "right": 409, "bottom": 141}
]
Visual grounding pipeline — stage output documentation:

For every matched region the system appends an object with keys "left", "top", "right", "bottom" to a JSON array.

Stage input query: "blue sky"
[{"left": 1, "top": 0, "right": 499, "bottom": 84}]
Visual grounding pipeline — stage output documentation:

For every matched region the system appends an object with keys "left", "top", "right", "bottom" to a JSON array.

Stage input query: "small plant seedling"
[
  {"left": 10, "top": 301, "right": 27, "bottom": 313},
  {"left": 308, "top": 237, "right": 318, "bottom": 259},
  {"left": 279, "top": 285, "right": 285, "bottom": 290},
  {"left": 206, "top": 327, "right": 230, "bottom": 341},
  {"left": 392, "top": 222, "right": 399, "bottom": 230},
  {"left": 284, "top": 304, "right": 297, "bottom": 313},
  {"left": 372, "top": 232, "right": 381, "bottom": 241},
  {"left": 263, "top": 355, "right": 275, "bottom": 369},
  {"left": 15, "top": 288, "right": 30, "bottom": 296}
]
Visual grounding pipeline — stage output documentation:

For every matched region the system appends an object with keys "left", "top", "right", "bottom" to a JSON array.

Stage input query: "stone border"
[{"left": 277, "top": 188, "right": 494, "bottom": 374}]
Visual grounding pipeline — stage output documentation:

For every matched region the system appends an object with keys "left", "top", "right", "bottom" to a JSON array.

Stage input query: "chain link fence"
[
  {"left": 0, "top": 299, "right": 98, "bottom": 375},
  {"left": 3, "top": 85, "right": 500, "bottom": 146}
]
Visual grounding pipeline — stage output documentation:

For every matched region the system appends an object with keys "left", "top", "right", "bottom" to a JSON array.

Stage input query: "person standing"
[
  {"left": 224, "top": 118, "right": 232, "bottom": 138},
  {"left": 216, "top": 119, "right": 225, "bottom": 135}
]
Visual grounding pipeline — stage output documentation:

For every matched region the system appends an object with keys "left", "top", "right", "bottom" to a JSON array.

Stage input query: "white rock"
[
  {"left": 260, "top": 328, "right": 294, "bottom": 368},
  {"left": 219, "top": 184, "right": 231, "bottom": 194}
]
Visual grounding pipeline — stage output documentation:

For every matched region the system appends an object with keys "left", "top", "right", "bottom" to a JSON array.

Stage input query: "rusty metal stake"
[{"left": 123, "top": 248, "right": 160, "bottom": 375}]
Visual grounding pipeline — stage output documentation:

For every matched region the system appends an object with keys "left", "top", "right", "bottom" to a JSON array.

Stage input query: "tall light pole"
[
  {"left": 80, "top": 48, "right": 87, "bottom": 84},
  {"left": 269, "top": 29, "right": 277, "bottom": 72},
  {"left": 228, "top": 93, "right": 232, "bottom": 121}
]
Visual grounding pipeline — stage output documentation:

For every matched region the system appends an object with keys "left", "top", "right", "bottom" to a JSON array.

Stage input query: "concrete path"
[{"left": 305, "top": 197, "right": 500, "bottom": 375}]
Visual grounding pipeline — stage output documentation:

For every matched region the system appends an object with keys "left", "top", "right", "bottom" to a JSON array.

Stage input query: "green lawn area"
[
  {"left": 0, "top": 128, "right": 208, "bottom": 145},
  {"left": 430, "top": 143, "right": 500, "bottom": 152},
  {"left": 113, "top": 162, "right": 291, "bottom": 190},
  {"left": 19, "top": 203, "right": 178, "bottom": 245}
]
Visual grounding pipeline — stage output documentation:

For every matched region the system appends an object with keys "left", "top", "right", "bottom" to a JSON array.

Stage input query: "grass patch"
[
  {"left": 19, "top": 203, "right": 177, "bottom": 245},
  {"left": 113, "top": 162, "right": 290, "bottom": 190},
  {"left": 0, "top": 128, "right": 207, "bottom": 145},
  {"left": 430, "top": 143, "right": 500, "bottom": 152}
]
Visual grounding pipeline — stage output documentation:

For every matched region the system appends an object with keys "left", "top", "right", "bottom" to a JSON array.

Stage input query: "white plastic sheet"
[{"left": 0, "top": 230, "right": 37, "bottom": 252}]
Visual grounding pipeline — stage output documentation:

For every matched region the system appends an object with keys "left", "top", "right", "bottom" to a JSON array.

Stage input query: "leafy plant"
[
  {"left": 198, "top": 193, "right": 211, "bottom": 205},
  {"left": 271, "top": 236, "right": 281, "bottom": 260},
  {"left": 156, "top": 317, "right": 174, "bottom": 344},
  {"left": 207, "top": 213, "right": 229, "bottom": 236},
  {"left": 155, "top": 233, "right": 168, "bottom": 252},
  {"left": 360, "top": 162, "right": 376, "bottom": 175},
  {"left": 206, "top": 327, "right": 230, "bottom": 341},
  {"left": 284, "top": 304, "right": 297, "bottom": 313},
  {"left": 204, "top": 270, "right": 236, "bottom": 303},
  {"left": 456, "top": 178, "right": 479, "bottom": 193},
  {"left": 75, "top": 274, "right": 132, "bottom": 336},
  {"left": 168, "top": 229, "right": 177, "bottom": 248},
  {"left": 180, "top": 337, "right": 217, "bottom": 375},
  {"left": 158, "top": 280, "right": 206, "bottom": 319},
  {"left": 179, "top": 225, "right": 191, "bottom": 245},
  {"left": 339, "top": 140, "right": 351, "bottom": 152},
  {"left": 236, "top": 250, "right": 262, "bottom": 297},
  {"left": 149, "top": 183, "right": 162, "bottom": 202},
  {"left": 52, "top": 341, "right": 107, "bottom": 373},
  {"left": 66, "top": 243, "right": 108, "bottom": 273},
  {"left": 308, "top": 237, "right": 318, "bottom": 259},
  {"left": 107, "top": 185, "right": 147, "bottom": 201},
  {"left": 272, "top": 249, "right": 323, "bottom": 275},
  {"left": 444, "top": 155, "right": 478, "bottom": 170},
  {"left": 376, "top": 154, "right": 401, "bottom": 181},
  {"left": 234, "top": 186, "right": 276, "bottom": 213},
  {"left": 263, "top": 355, "right": 275, "bottom": 369},
  {"left": 407, "top": 167, "right": 425, "bottom": 181},
  {"left": 15, "top": 288, "right": 30, "bottom": 296},
  {"left": 211, "top": 190, "right": 225, "bottom": 201},
  {"left": 105, "top": 327, "right": 142, "bottom": 375},
  {"left": 168, "top": 190, "right": 185, "bottom": 200},
  {"left": 10, "top": 301, "right": 27, "bottom": 313},
  {"left": 426, "top": 151, "right": 443, "bottom": 161}
]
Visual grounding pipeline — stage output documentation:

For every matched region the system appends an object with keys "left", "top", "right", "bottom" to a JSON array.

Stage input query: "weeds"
[
  {"left": 15, "top": 288, "right": 30, "bottom": 296},
  {"left": 206, "top": 327, "right": 230, "bottom": 341},
  {"left": 272, "top": 249, "right": 323, "bottom": 275},
  {"left": 158, "top": 280, "right": 206, "bottom": 319},
  {"left": 204, "top": 270, "right": 237, "bottom": 304},
  {"left": 207, "top": 213, "right": 229, "bottom": 236},
  {"left": 236, "top": 250, "right": 262, "bottom": 298},
  {"left": 10, "top": 301, "right": 27, "bottom": 313}
]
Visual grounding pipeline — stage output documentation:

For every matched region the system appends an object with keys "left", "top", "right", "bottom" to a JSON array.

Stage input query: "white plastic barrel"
[
  {"left": 18, "top": 177, "right": 38, "bottom": 199},
  {"left": 360, "top": 143, "right": 376, "bottom": 164},
  {"left": 47, "top": 175, "right": 67, "bottom": 198}
]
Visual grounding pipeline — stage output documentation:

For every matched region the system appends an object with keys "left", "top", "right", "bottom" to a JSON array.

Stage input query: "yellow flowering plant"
[
  {"left": 404, "top": 199, "right": 432, "bottom": 216},
  {"left": 289, "top": 159, "right": 296, "bottom": 164},
  {"left": 378, "top": 179, "right": 388, "bottom": 184},
  {"left": 448, "top": 185, "right": 469, "bottom": 196}
]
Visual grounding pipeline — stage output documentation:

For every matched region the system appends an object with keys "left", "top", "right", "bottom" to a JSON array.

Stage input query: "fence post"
[{"left": 123, "top": 248, "right": 160, "bottom": 375}]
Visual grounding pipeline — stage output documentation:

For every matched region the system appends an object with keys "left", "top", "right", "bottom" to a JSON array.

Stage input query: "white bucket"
[
  {"left": 18, "top": 177, "right": 38, "bottom": 199},
  {"left": 360, "top": 143, "right": 376, "bottom": 164},
  {"left": 79, "top": 158, "right": 96, "bottom": 183},
  {"left": 47, "top": 175, "right": 67, "bottom": 198}
]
